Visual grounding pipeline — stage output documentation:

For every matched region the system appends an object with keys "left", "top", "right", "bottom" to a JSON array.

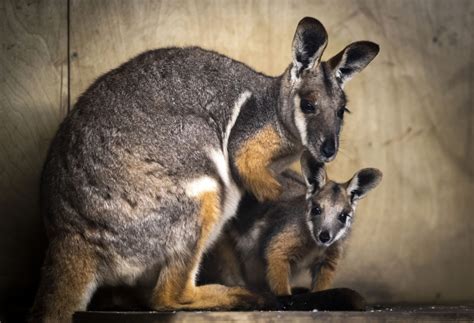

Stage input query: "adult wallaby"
[{"left": 31, "top": 17, "right": 379, "bottom": 321}]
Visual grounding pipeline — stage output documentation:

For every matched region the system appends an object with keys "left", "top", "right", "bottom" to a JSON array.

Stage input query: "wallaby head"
[
  {"left": 300, "top": 151, "right": 382, "bottom": 246},
  {"left": 280, "top": 17, "right": 379, "bottom": 162}
]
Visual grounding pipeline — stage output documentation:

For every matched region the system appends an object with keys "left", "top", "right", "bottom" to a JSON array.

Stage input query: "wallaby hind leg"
[
  {"left": 30, "top": 235, "right": 98, "bottom": 323},
  {"left": 152, "top": 255, "right": 265, "bottom": 310},
  {"left": 152, "top": 190, "right": 266, "bottom": 310}
]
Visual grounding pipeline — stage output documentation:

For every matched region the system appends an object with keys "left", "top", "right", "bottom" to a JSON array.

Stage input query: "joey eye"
[
  {"left": 337, "top": 106, "right": 350, "bottom": 119},
  {"left": 301, "top": 99, "right": 316, "bottom": 114},
  {"left": 338, "top": 212, "right": 350, "bottom": 224},
  {"left": 311, "top": 205, "right": 321, "bottom": 217}
]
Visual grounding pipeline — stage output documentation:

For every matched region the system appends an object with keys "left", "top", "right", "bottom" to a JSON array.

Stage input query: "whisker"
[{"left": 336, "top": 147, "right": 353, "bottom": 160}]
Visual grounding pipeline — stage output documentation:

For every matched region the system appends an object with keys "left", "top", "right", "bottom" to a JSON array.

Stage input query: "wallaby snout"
[
  {"left": 318, "top": 230, "right": 331, "bottom": 244},
  {"left": 320, "top": 136, "right": 337, "bottom": 160}
]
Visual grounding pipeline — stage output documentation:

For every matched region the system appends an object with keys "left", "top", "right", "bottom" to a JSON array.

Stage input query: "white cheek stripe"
[
  {"left": 306, "top": 220, "right": 315, "bottom": 241},
  {"left": 333, "top": 225, "right": 349, "bottom": 243},
  {"left": 293, "top": 95, "right": 308, "bottom": 146},
  {"left": 334, "top": 212, "right": 355, "bottom": 242}
]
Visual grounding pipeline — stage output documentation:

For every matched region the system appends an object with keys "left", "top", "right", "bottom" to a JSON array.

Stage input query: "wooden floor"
[{"left": 74, "top": 306, "right": 474, "bottom": 322}]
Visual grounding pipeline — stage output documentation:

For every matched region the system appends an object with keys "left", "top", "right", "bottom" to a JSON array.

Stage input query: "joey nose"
[
  {"left": 321, "top": 139, "right": 336, "bottom": 159},
  {"left": 319, "top": 231, "right": 331, "bottom": 243}
]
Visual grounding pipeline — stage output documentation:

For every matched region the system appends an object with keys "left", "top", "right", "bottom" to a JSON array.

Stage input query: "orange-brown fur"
[
  {"left": 312, "top": 245, "right": 341, "bottom": 291},
  {"left": 31, "top": 235, "right": 98, "bottom": 322},
  {"left": 265, "top": 227, "right": 305, "bottom": 296},
  {"left": 235, "top": 125, "right": 282, "bottom": 202},
  {"left": 152, "top": 190, "right": 260, "bottom": 310},
  {"left": 198, "top": 191, "right": 221, "bottom": 251}
]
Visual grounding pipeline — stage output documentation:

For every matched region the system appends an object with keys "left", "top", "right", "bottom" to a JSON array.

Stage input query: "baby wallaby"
[{"left": 202, "top": 151, "right": 382, "bottom": 296}]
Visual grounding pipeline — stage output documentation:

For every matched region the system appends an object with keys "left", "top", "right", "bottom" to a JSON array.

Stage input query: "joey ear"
[
  {"left": 291, "top": 17, "right": 328, "bottom": 80},
  {"left": 346, "top": 168, "right": 382, "bottom": 202},
  {"left": 328, "top": 41, "right": 379, "bottom": 86},
  {"left": 300, "top": 150, "right": 326, "bottom": 194}
]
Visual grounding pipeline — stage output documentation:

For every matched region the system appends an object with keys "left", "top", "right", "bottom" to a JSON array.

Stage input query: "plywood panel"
[
  {"left": 0, "top": 0, "right": 68, "bottom": 306},
  {"left": 68, "top": 0, "right": 474, "bottom": 303},
  {"left": 330, "top": 0, "right": 474, "bottom": 304}
]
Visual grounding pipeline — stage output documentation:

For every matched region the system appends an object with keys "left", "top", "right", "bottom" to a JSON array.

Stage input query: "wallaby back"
[{"left": 32, "top": 17, "right": 379, "bottom": 321}]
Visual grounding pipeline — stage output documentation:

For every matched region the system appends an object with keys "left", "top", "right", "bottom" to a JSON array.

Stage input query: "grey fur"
[
  {"left": 201, "top": 156, "right": 382, "bottom": 294},
  {"left": 32, "top": 17, "right": 379, "bottom": 321}
]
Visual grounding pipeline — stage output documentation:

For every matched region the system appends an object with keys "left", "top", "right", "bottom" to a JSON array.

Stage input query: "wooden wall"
[
  {"left": 1, "top": 0, "right": 473, "bottom": 308},
  {"left": 0, "top": 0, "right": 67, "bottom": 308}
]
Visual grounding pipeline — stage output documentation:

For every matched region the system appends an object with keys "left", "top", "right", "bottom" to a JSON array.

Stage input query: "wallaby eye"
[
  {"left": 338, "top": 212, "right": 349, "bottom": 224},
  {"left": 337, "top": 106, "right": 350, "bottom": 119},
  {"left": 301, "top": 99, "right": 316, "bottom": 114},
  {"left": 311, "top": 205, "right": 322, "bottom": 217}
]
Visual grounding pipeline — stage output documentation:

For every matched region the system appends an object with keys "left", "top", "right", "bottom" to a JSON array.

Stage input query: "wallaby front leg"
[
  {"left": 235, "top": 125, "right": 282, "bottom": 201},
  {"left": 266, "top": 256, "right": 291, "bottom": 296},
  {"left": 311, "top": 246, "right": 341, "bottom": 292},
  {"left": 311, "top": 262, "right": 337, "bottom": 291},
  {"left": 264, "top": 228, "right": 303, "bottom": 296}
]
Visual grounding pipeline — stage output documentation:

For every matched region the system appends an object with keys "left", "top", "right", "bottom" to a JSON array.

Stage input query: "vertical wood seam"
[{"left": 67, "top": 0, "right": 71, "bottom": 113}]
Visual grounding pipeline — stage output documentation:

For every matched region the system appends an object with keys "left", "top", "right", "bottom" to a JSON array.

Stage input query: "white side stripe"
[
  {"left": 185, "top": 176, "right": 219, "bottom": 197},
  {"left": 224, "top": 91, "right": 252, "bottom": 158}
]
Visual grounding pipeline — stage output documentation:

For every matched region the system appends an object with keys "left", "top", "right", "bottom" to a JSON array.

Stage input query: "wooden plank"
[
  {"left": 74, "top": 306, "right": 474, "bottom": 323},
  {"left": 0, "top": 0, "right": 68, "bottom": 307},
  {"left": 67, "top": 0, "right": 474, "bottom": 304}
]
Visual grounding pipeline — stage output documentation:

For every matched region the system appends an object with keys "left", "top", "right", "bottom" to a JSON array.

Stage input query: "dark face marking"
[
  {"left": 296, "top": 62, "right": 348, "bottom": 162},
  {"left": 331, "top": 183, "right": 341, "bottom": 202},
  {"left": 306, "top": 180, "right": 353, "bottom": 246}
]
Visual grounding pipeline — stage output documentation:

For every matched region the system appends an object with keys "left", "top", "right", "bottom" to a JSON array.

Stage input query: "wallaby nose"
[
  {"left": 321, "top": 138, "right": 336, "bottom": 159},
  {"left": 319, "top": 231, "right": 331, "bottom": 243}
]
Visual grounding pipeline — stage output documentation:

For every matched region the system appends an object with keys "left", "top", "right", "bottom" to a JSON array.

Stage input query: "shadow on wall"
[{"left": 0, "top": 104, "right": 51, "bottom": 314}]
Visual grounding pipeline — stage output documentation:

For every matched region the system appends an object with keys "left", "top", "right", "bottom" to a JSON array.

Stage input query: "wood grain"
[
  {"left": 0, "top": 0, "right": 471, "bottom": 308},
  {"left": 69, "top": 0, "right": 474, "bottom": 304},
  {"left": 74, "top": 306, "right": 474, "bottom": 323},
  {"left": 328, "top": 0, "right": 474, "bottom": 304},
  {"left": 0, "top": 0, "right": 67, "bottom": 306}
]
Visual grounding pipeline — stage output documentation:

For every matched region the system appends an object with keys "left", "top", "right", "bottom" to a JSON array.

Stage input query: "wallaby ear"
[
  {"left": 291, "top": 17, "right": 328, "bottom": 80},
  {"left": 328, "top": 41, "right": 379, "bottom": 86},
  {"left": 346, "top": 168, "right": 383, "bottom": 202},
  {"left": 300, "top": 150, "right": 326, "bottom": 194}
]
